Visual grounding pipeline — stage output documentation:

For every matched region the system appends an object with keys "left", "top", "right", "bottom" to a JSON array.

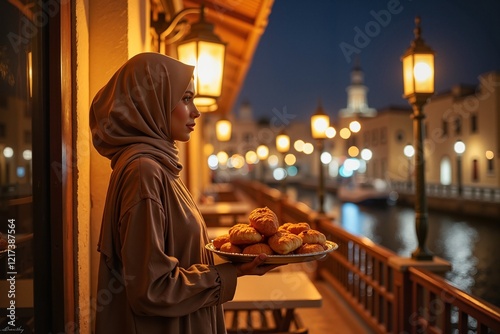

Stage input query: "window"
[
  {"left": 440, "top": 156, "right": 452, "bottom": 185},
  {"left": 364, "top": 132, "right": 370, "bottom": 146},
  {"left": 372, "top": 129, "right": 378, "bottom": 146},
  {"left": 472, "top": 159, "right": 479, "bottom": 182},
  {"left": 243, "top": 132, "right": 253, "bottom": 143},
  {"left": 1, "top": 1, "right": 71, "bottom": 332},
  {"left": 24, "top": 130, "right": 31, "bottom": 144},
  {"left": 380, "top": 127, "right": 387, "bottom": 144},
  {"left": 395, "top": 130, "right": 404, "bottom": 143},
  {"left": 442, "top": 120, "right": 448, "bottom": 136},
  {"left": 487, "top": 158, "right": 494, "bottom": 174},
  {"left": 1, "top": 2, "right": 35, "bottom": 331},
  {"left": 471, "top": 113, "right": 478, "bottom": 133},
  {"left": 454, "top": 116, "right": 462, "bottom": 135}
]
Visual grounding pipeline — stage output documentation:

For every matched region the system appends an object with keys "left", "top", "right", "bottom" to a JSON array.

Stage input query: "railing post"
[
  {"left": 389, "top": 257, "right": 452, "bottom": 333},
  {"left": 392, "top": 267, "right": 409, "bottom": 333}
]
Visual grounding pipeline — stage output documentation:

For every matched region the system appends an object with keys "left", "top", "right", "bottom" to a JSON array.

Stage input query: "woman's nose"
[{"left": 191, "top": 105, "right": 201, "bottom": 118}]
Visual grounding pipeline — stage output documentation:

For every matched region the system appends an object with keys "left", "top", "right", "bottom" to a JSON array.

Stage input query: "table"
[
  {"left": 224, "top": 271, "right": 322, "bottom": 333},
  {"left": 198, "top": 201, "right": 252, "bottom": 227}
]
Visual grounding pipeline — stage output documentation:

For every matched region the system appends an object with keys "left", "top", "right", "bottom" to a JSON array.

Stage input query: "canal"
[{"left": 287, "top": 186, "right": 500, "bottom": 308}]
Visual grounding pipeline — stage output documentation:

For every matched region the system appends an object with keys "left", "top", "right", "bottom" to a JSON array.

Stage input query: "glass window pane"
[{"left": 1, "top": 1, "right": 35, "bottom": 332}]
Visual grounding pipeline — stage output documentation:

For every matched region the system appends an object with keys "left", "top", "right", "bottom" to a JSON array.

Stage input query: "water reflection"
[
  {"left": 288, "top": 186, "right": 500, "bottom": 307},
  {"left": 438, "top": 221, "right": 478, "bottom": 291},
  {"left": 394, "top": 209, "right": 417, "bottom": 256},
  {"left": 341, "top": 203, "right": 378, "bottom": 243}
]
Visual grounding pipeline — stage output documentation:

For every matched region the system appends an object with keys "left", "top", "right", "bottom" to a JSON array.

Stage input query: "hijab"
[
  {"left": 90, "top": 52, "right": 195, "bottom": 172},
  {"left": 90, "top": 52, "right": 194, "bottom": 268}
]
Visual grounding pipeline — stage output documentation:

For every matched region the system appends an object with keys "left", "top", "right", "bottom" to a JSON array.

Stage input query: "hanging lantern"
[
  {"left": 177, "top": 5, "right": 226, "bottom": 111},
  {"left": 216, "top": 117, "right": 232, "bottom": 141}
]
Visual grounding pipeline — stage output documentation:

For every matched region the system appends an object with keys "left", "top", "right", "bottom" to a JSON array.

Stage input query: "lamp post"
[
  {"left": 454, "top": 140, "right": 466, "bottom": 196},
  {"left": 401, "top": 16, "right": 435, "bottom": 261},
  {"left": 276, "top": 131, "right": 290, "bottom": 195},
  {"left": 360, "top": 148, "right": 372, "bottom": 180},
  {"left": 256, "top": 144, "right": 269, "bottom": 183},
  {"left": 310, "top": 102, "right": 330, "bottom": 214},
  {"left": 403, "top": 144, "right": 415, "bottom": 190}
]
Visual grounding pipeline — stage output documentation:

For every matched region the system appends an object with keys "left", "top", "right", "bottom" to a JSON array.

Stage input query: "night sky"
[{"left": 234, "top": 0, "right": 500, "bottom": 121}]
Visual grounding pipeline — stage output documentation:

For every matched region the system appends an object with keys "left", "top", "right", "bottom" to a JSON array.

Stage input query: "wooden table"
[
  {"left": 198, "top": 201, "right": 252, "bottom": 227},
  {"left": 224, "top": 271, "right": 322, "bottom": 333}
]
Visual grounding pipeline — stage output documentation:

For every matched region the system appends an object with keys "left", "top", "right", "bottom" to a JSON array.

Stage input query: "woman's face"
[{"left": 171, "top": 79, "right": 200, "bottom": 142}]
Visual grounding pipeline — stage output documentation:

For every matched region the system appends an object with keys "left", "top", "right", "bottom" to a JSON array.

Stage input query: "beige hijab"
[{"left": 90, "top": 52, "right": 194, "bottom": 268}]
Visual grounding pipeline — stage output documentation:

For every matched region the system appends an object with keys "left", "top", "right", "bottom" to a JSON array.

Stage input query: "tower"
[{"left": 339, "top": 60, "right": 376, "bottom": 118}]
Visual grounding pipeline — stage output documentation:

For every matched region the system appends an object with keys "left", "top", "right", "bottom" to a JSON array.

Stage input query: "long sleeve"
[
  {"left": 95, "top": 157, "right": 236, "bottom": 334},
  {"left": 119, "top": 198, "right": 237, "bottom": 317}
]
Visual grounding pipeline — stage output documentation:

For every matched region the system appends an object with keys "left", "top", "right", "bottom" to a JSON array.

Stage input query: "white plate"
[{"left": 205, "top": 240, "right": 338, "bottom": 264}]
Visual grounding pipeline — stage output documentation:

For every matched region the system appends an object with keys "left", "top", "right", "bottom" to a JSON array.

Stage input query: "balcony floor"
[{"left": 283, "top": 263, "right": 375, "bottom": 334}]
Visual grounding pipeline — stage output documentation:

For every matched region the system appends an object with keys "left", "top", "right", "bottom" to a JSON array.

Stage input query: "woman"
[{"left": 90, "top": 52, "right": 278, "bottom": 334}]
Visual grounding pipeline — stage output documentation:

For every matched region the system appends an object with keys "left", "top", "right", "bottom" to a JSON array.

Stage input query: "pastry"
[
  {"left": 242, "top": 243, "right": 274, "bottom": 255},
  {"left": 212, "top": 233, "right": 230, "bottom": 249},
  {"left": 228, "top": 223, "right": 263, "bottom": 245},
  {"left": 280, "top": 222, "right": 310, "bottom": 235},
  {"left": 278, "top": 222, "right": 293, "bottom": 232},
  {"left": 248, "top": 207, "right": 279, "bottom": 237},
  {"left": 268, "top": 231, "right": 303, "bottom": 255},
  {"left": 298, "top": 229, "right": 326, "bottom": 245},
  {"left": 295, "top": 243, "right": 325, "bottom": 254},
  {"left": 220, "top": 242, "right": 242, "bottom": 253}
]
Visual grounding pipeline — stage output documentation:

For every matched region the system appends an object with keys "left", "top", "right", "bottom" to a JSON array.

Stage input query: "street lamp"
[
  {"left": 454, "top": 140, "right": 466, "bottom": 196},
  {"left": 310, "top": 101, "right": 330, "bottom": 214},
  {"left": 401, "top": 16, "right": 435, "bottom": 261},
  {"left": 256, "top": 144, "right": 269, "bottom": 183},
  {"left": 276, "top": 131, "right": 290, "bottom": 194},
  {"left": 403, "top": 144, "right": 415, "bottom": 190},
  {"left": 360, "top": 148, "right": 372, "bottom": 179}
]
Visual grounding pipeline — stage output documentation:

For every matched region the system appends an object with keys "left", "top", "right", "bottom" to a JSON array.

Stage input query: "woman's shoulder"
[{"left": 121, "top": 156, "right": 168, "bottom": 187}]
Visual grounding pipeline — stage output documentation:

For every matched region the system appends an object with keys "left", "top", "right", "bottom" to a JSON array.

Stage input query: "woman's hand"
[{"left": 234, "top": 254, "right": 282, "bottom": 277}]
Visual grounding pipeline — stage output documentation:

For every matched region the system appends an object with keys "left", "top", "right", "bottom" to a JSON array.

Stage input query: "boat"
[{"left": 337, "top": 178, "right": 398, "bottom": 205}]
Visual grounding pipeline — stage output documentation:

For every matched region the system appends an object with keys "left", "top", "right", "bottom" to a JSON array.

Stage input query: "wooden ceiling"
[{"left": 152, "top": 0, "right": 275, "bottom": 115}]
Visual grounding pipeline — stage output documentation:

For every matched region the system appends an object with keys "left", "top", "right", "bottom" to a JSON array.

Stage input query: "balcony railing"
[{"left": 232, "top": 179, "right": 500, "bottom": 334}]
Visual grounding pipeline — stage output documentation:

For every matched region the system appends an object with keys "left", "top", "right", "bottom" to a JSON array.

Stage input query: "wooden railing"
[{"left": 232, "top": 179, "right": 500, "bottom": 334}]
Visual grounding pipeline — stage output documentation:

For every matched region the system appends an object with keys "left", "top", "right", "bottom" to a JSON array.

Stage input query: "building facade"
[
  {"left": 209, "top": 69, "right": 499, "bottom": 194},
  {"left": 423, "top": 71, "right": 500, "bottom": 189}
]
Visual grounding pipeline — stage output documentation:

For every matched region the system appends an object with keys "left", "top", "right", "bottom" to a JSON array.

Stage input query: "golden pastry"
[
  {"left": 228, "top": 223, "right": 263, "bottom": 245},
  {"left": 212, "top": 233, "right": 230, "bottom": 249},
  {"left": 268, "top": 231, "right": 303, "bottom": 255},
  {"left": 295, "top": 243, "right": 325, "bottom": 254},
  {"left": 248, "top": 207, "right": 280, "bottom": 237},
  {"left": 220, "top": 242, "right": 242, "bottom": 253},
  {"left": 280, "top": 222, "right": 310, "bottom": 235},
  {"left": 298, "top": 229, "right": 326, "bottom": 245},
  {"left": 242, "top": 243, "right": 274, "bottom": 255}
]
